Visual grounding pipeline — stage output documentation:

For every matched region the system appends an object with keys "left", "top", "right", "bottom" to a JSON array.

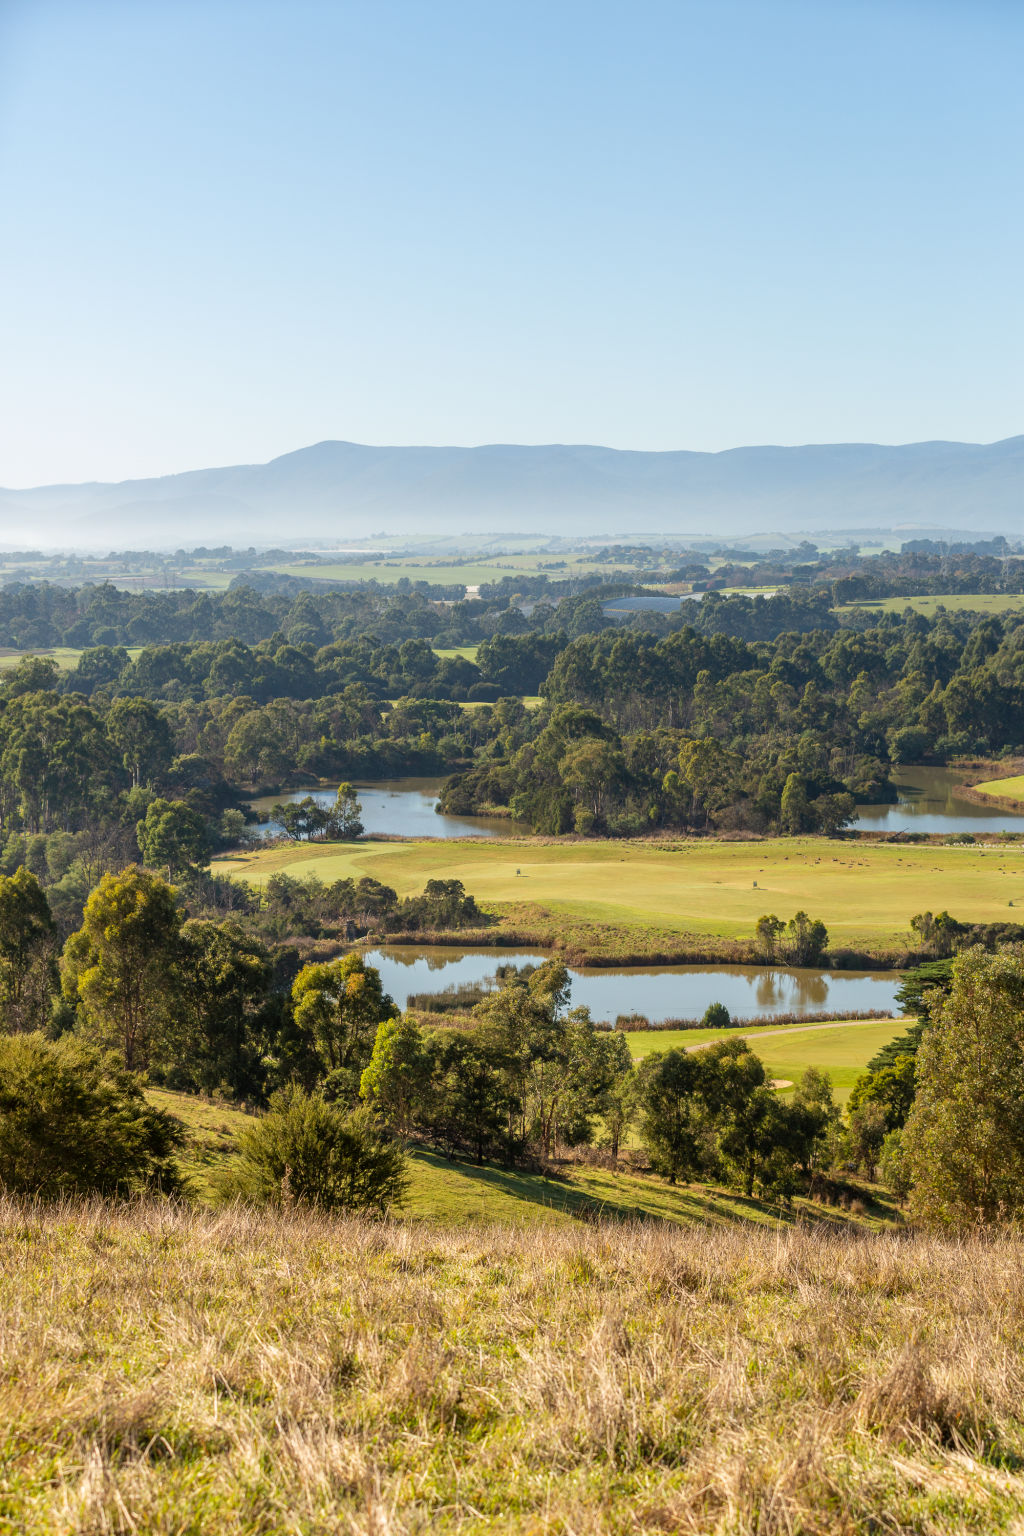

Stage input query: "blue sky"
[{"left": 0, "top": 0, "right": 1021, "bottom": 486}]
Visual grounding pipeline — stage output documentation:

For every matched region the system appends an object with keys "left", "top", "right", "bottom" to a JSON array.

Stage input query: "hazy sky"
[{"left": 1, "top": 0, "right": 1021, "bottom": 486}]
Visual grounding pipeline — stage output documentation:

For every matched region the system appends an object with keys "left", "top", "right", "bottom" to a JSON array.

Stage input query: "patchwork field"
[
  {"left": 264, "top": 553, "right": 612, "bottom": 587},
  {"left": 213, "top": 834, "right": 1024, "bottom": 945}
]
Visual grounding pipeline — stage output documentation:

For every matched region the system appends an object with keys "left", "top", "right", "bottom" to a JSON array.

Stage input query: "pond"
[
  {"left": 249, "top": 776, "right": 528, "bottom": 840},
  {"left": 363, "top": 947, "right": 901, "bottom": 1024},
  {"left": 853, "top": 765, "right": 1024, "bottom": 836}
]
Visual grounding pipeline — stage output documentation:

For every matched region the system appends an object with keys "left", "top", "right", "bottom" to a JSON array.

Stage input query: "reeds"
[
  {"left": 2, "top": 1198, "right": 1024, "bottom": 1531},
  {"left": 618, "top": 1007, "right": 894, "bottom": 1032}
]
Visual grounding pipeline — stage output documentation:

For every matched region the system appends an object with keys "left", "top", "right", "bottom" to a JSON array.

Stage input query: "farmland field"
[
  {"left": 0, "top": 645, "right": 145, "bottom": 671},
  {"left": 836, "top": 592, "right": 1024, "bottom": 617},
  {"left": 213, "top": 834, "right": 1024, "bottom": 945},
  {"left": 432, "top": 644, "right": 480, "bottom": 661},
  {"left": 264, "top": 553, "right": 612, "bottom": 586}
]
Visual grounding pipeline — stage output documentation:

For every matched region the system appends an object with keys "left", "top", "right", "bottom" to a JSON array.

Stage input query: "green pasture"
[
  {"left": 212, "top": 834, "right": 1024, "bottom": 945},
  {"left": 972, "top": 773, "right": 1024, "bottom": 802},
  {"left": 432, "top": 644, "right": 480, "bottom": 662},
  {"left": 0, "top": 645, "right": 145, "bottom": 671},
  {"left": 458, "top": 694, "right": 543, "bottom": 710},
  {"left": 101, "top": 567, "right": 234, "bottom": 591},
  {"left": 624, "top": 1017, "right": 906, "bottom": 1104},
  {"left": 266, "top": 561, "right": 517, "bottom": 586},
  {"left": 836, "top": 593, "right": 1024, "bottom": 617}
]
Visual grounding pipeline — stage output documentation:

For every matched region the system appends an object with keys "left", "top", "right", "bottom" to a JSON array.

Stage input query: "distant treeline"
[{"left": 443, "top": 609, "right": 1024, "bottom": 833}]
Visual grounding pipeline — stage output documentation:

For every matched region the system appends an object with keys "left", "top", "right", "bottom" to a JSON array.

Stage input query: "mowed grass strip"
[
  {"left": 625, "top": 1017, "right": 908, "bottom": 1103},
  {"left": 212, "top": 835, "right": 1024, "bottom": 944}
]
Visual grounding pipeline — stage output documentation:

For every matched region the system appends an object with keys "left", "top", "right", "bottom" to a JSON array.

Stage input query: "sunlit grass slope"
[
  {"left": 148, "top": 1088, "right": 886, "bottom": 1228},
  {"left": 4, "top": 1200, "right": 1024, "bottom": 1533},
  {"left": 213, "top": 835, "right": 1024, "bottom": 944}
]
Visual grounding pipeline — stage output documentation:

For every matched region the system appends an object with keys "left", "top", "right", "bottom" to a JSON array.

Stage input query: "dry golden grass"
[{"left": 3, "top": 1201, "right": 1024, "bottom": 1532}]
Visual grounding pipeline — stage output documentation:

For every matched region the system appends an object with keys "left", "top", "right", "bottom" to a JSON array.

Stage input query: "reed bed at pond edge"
[{"left": 614, "top": 1007, "right": 895, "bottom": 1032}]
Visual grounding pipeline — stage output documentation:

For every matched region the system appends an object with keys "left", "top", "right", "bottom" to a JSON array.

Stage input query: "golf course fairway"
[
  {"left": 624, "top": 1017, "right": 908, "bottom": 1103},
  {"left": 212, "top": 835, "right": 1024, "bottom": 946}
]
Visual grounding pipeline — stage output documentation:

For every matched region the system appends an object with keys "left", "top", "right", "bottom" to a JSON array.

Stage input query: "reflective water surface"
[
  {"left": 854, "top": 765, "right": 1024, "bottom": 836},
  {"left": 363, "top": 947, "right": 901, "bottom": 1023},
  {"left": 249, "top": 776, "right": 528, "bottom": 839}
]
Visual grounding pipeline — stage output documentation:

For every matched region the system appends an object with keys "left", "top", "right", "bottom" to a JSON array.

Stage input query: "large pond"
[
  {"left": 364, "top": 947, "right": 901, "bottom": 1024},
  {"left": 253, "top": 766, "right": 1024, "bottom": 841},
  {"left": 854, "top": 765, "right": 1024, "bottom": 836},
  {"left": 249, "top": 776, "right": 528, "bottom": 839}
]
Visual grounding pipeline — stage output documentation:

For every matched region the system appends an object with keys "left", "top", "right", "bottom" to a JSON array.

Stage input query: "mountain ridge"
[{"left": 1, "top": 435, "right": 1022, "bottom": 545}]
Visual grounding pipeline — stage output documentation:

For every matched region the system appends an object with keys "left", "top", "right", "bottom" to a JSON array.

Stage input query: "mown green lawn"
[
  {"left": 972, "top": 773, "right": 1024, "bottom": 802},
  {"left": 212, "top": 834, "right": 1024, "bottom": 945},
  {"left": 0, "top": 645, "right": 146, "bottom": 671}
]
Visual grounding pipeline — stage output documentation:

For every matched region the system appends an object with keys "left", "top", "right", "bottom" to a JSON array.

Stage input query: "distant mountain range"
[{"left": 1, "top": 436, "right": 1022, "bottom": 547}]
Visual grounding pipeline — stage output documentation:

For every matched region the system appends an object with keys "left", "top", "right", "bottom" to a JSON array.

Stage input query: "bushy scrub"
[
  {"left": 228, "top": 1087, "right": 408, "bottom": 1213},
  {"left": 0, "top": 1032, "right": 185, "bottom": 1196}
]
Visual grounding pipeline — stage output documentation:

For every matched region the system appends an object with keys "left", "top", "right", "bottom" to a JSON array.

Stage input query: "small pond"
[
  {"left": 854, "top": 765, "right": 1024, "bottom": 836},
  {"left": 249, "top": 776, "right": 528, "bottom": 840},
  {"left": 363, "top": 947, "right": 901, "bottom": 1024}
]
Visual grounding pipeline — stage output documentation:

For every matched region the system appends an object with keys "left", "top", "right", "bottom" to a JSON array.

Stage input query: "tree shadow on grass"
[{"left": 408, "top": 1147, "right": 832, "bottom": 1229}]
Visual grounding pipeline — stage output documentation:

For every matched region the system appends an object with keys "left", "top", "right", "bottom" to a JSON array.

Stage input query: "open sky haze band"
[{"left": 0, "top": 0, "right": 1021, "bottom": 486}]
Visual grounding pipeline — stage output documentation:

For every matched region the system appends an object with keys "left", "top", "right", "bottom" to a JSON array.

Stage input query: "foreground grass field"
[
  {"left": 4, "top": 1200, "right": 1024, "bottom": 1533},
  {"left": 214, "top": 835, "right": 1024, "bottom": 945}
]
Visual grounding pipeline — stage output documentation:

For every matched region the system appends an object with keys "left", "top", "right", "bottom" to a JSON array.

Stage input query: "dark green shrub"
[
  {"left": 702, "top": 1001, "right": 731, "bottom": 1029},
  {"left": 228, "top": 1088, "right": 408, "bottom": 1214},
  {"left": 0, "top": 1033, "right": 186, "bottom": 1197}
]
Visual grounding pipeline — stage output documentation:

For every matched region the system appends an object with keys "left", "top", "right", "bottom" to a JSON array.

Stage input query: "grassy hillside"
[
  {"left": 213, "top": 834, "right": 1024, "bottom": 945},
  {"left": 149, "top": 1087, "right": 890, "bottom": 1226},
  {"left": 4, "top": 1200, "right": 1024, "bottom": 1533}
]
